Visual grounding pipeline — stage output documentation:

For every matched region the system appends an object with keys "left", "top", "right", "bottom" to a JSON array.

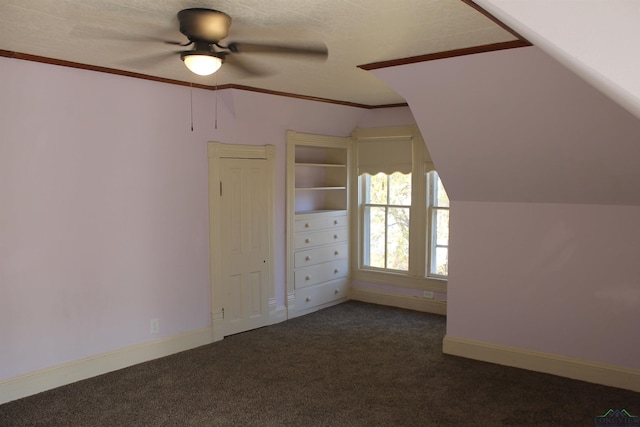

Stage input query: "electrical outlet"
[
  {"left": 422, "top": 290, "right": 434, "bottom": 299},
  {"left": 150, "top": 318, "right": 159, "bottom": 334}
]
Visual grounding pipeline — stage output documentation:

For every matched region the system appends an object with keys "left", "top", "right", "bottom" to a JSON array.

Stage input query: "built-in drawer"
[
  {"left": 294, "top": 243, "right": 348, "bottom": 268},
  {"left": 295, "top": 213, "right": 348, "bottom": 233},
  {"left": 296, "top": 278, "right": 349, "bottom": 312},
  {"left": 294, "top": 258, "right": 349, "bottom": 289},
  {"left": 294, "top": 227, "right": 347, "bottom": 250}
]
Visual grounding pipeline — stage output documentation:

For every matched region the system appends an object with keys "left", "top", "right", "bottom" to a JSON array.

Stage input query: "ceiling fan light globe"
[{"left": 183, "top": 54, "right": 222, "bottom": 76}]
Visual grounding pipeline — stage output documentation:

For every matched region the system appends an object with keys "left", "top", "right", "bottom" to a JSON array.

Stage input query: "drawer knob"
[
  {"left": 333, "top": 234, "right": 338, "bottom": 239},
  {"left": 305, "top": 238, "right": 311, "bottom": 243},
  {"left": 334, "top": 251, "right": 339, "bottom": 256},
  {"left": 334, "top": 268, "right": 339, "bottom": 274},
  {"left": 334, "top": 289, "right": 339, "bottom": 294},
  {"left": 305, "top": 223, "right": 310, "bottom": 228},
  {"left": 334, "top": 220, "right": 338, "bottom": 225},
  {"left": 305, "top": 275, "right": 311, "bottom": 281},
  {"left": 305, "top": 256, "right": 311, "bottom": 261},
  {"left": 306, "top": 297, "right": 310, "bottom": 302}
]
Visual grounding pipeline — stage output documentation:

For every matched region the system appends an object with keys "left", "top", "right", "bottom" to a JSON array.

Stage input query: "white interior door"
[{"left": 220, "top": 157, "right": 270, "bottom": 336}]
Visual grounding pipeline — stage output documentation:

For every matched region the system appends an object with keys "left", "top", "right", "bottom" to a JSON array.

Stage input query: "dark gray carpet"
[{"left": 1, "top": 301, "right": 638, "bottom": 426}]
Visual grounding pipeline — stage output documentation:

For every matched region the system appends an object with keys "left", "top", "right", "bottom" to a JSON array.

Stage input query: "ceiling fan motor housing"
[
  {"left": 177, "top": 8, "right": 232, "bottom": 43},
  {"left": 174, "top": 7, "right": 326, "bottom": 77}
]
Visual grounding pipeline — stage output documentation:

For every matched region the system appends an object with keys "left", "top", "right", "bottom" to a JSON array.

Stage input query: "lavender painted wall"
[
  {"left": 0, "top": 57, "right": 404, "bottom": 381},
  {"left": 356, "top": 106, "right": 416, "bottom": 128},
  {"left": 375, "top": 47, "right": 640, "bottom": 206},
  {"left": 1, "top": 59, "right": 212, "bottom": 379},
  {"left": 373, "top": 46, "right": 640, "bottom": 369},
  {"left": 448, "top": 201, "right": 640, "bottom": 369}
]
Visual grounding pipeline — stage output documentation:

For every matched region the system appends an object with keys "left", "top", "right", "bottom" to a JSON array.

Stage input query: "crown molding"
[
  {"left": 358, "top": 40, "right": 530, "bottom": 71},
  {"left": 1, "top": 1, "right": 528, "bottom": 108},
  {"left": 1, "top": 49, "right": 407, "bottom": 109},
  {"left": 358, "top": 0, "right": 532, "bottom": 71}
]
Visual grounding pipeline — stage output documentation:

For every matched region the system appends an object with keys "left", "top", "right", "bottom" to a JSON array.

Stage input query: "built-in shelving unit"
[{"left": 286, "top": 131, "right": 352, "bottom": 317}]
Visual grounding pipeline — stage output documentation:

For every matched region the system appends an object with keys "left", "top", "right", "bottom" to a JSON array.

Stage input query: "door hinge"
[
  {"left": 220, "top": 181, "right": 222, "bottom": 196},
  {"left": 221, "top": 307, "right": 224, "bottom": 318}
]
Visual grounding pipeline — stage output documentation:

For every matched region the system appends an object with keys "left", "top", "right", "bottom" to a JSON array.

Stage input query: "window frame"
[
  {"left": 351, "top": 125, "right": 447, "bottom": 293},
  {"left": 360, "top": 172, "right": 412, "bottom": 271},
  {"left": 427, "top": 171, "right": 450, "bottom": 279}
]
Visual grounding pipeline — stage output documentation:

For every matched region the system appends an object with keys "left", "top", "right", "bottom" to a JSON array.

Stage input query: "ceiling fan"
[{"left": 165, "top": 8, "right": 328, "bottom": 77}]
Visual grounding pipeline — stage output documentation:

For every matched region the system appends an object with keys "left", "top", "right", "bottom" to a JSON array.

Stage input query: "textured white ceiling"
[{"left": 0, "top": 0, "right": 516, "bottom": 106}]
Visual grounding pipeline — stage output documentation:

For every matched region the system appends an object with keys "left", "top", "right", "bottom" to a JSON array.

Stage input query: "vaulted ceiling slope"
[
  {"left": 375, "top": 46, "right": 640, "bottom": 206},
  {"left": 0, "top": 0, "right": 521, "bottom": 107},
  {"left": 476, "top": 0, "right": 640, "bottom": 121}
]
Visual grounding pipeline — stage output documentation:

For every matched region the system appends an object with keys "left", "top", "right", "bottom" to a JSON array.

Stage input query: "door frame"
[{"left": 208, "top": 142, "right": 275, "bottom": 342}]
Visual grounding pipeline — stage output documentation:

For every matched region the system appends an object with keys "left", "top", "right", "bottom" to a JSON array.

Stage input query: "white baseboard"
[
  {"left": 291, "top": 297, "right": 349, "bottom": 318},
  {"left": 211, "top": 310, "right": 224, "bottom": 342},
  {"left": 350, "top": 288, "right": 447, "bottom": 316},
  {"left": 286, "top": 292, "right": 296, "bottom": 319},
  {"left": 443, "top": 335, "right": 640, "bottom": 392},
  {"left": 269, "top": 303, "right": 288, "bottom": 325},
  {"left": 0, "top": 327, "right": 213, "bottom": 405}
]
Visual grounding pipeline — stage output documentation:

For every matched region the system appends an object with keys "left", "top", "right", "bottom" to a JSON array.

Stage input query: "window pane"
[
  {"left": 363, "top": 173, "right": 411, "bottom": 272},
  {"left": 432, "top": 247, "right": 448, "bottom": 276},
  {"left": 387, "top": 207, "right": 409, "bottom": 270},
  {"left": 426, "top": 171, "right": 450, "bottom": 278},
  {"left": 435, "top": 209, "right": 449, "bottom": 246},
  {"left": 436, "top": 175, "right": 449, "bottom": 207},
  {"left": 389, "top": 172, "right": 411, "bottom": 205},
  {"left": 427, "top": 171, "right": 449, "bottom": 208},
  {"left": 364, "top": 206, "right": 386, "bottom": 268},
  {"left": 368, "top": 173, "right": 387, "bottom": 204}
]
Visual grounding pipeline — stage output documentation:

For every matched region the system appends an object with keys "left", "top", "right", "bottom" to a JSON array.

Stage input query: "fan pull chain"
[
  {"left": 190, "top": 82, "right": 194, "bottom": 132},
  {"left": 214, "top": 73, "right": 218, "bottom": 130}
]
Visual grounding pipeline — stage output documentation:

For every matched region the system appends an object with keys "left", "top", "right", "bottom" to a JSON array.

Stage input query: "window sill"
[{"left": 352, "top": 269, "right": 447, "bottom": 293}]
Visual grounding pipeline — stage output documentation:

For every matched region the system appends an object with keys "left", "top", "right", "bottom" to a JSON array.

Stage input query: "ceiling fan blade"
[
  {"left": 118, "top": 50, "right": 182, "bottom": 70},
  {"left": 71, "top": 25, "right": 186, "bottom": 45},
  {"left": 227, "top": 41, "right": 328, "bottom": 61},
  {"left": 223, "top": 55, "right": 274, "bottom": 78}
]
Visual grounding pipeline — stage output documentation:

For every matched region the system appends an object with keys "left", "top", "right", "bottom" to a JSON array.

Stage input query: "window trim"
[
  {"left": 350, "top": 125, "right": 447, "bottom": 291},
  {"left": 361, "top": 173, "right": 412, "bottom": 271},
  {"left": 428, "top": 205, "right": 450, "bottom": 279},
  {"left": 426, "top": 170, "right": 450, "bottom": 279}
]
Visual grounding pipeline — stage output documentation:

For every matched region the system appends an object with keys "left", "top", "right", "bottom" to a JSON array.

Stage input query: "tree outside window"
[
  {"left": 360, "top": 170, "right": 449, "bottom": 278},
  {"left": 362, "top": 172, "right": 411, "bottom": 271}
]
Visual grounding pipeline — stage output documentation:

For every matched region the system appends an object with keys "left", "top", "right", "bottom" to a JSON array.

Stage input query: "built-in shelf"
[
  {"left": 287, "top": 131, "right": 353, "bottom": 318},
  {"left": 295, "top": 163, "right": 346, "bottom": 168},
  {"left": 295, "top": 209, "right": 348, "bottom": 215},
  {"left": 295, "top": 186, "right": 347, "bottom": 191}
]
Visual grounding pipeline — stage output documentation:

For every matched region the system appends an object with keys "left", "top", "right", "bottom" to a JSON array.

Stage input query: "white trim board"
[
  {"left": 269, "top": 298, "right": 288, "bottom": 325},
  {"left": 443, "top": 335, "right": 640, "bottom": 393},
  {"left": 351, "top": 288, "right": 447, "bottom": 316},
  {"left": 0, "top": 327, "right": 213, "bottom": 405}
]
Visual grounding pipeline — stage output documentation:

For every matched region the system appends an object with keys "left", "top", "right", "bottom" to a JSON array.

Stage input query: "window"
[
  {"left": 427, "top": 171, "right": 449, "bottom": 277},
  {"left": 362, "top": 172, "right": 411, "bottom": 271},
  {"left": 354, "top": 126, "right": 449, "bottom": 285}
]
